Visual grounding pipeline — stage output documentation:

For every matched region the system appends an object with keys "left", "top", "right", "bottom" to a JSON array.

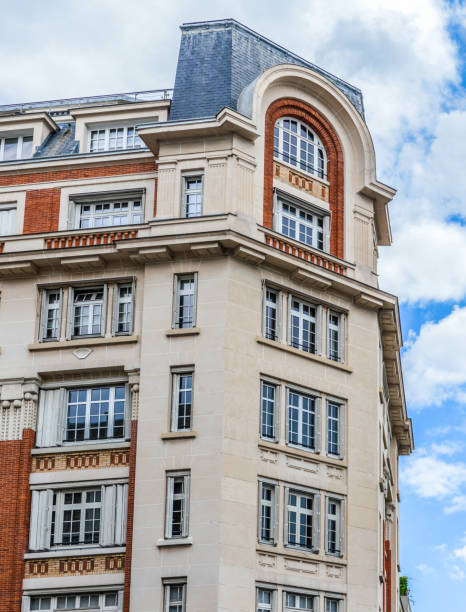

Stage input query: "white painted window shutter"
[
  {"left": 36, "top": 388, "right": 65, "bottom": 447},
  {"left": 315, "top": 305, "right": 323, "bottom": 355},
  {"left": 339, "top": 499, "right": 345, "bottom": 557},
  {"left": 313, "top": 493, "right": 321, "bottom": 553},
  {"left": 114, "top": 483, "right": 128, "bottom": 545},
  {"left": 101, "top": 484, "right": 116, "bottom": 546},
  {"left": 338, "top": 314, "right": 345, "bottom": 363},
  {"left": 338, "top": 405, "right": 345, "bottom": 459},
  {"left": 124, "top": 384, "right": 131, "bottom": 441},
  {"left": 314, "top": 397, "right": 321, "bottom": 453}
]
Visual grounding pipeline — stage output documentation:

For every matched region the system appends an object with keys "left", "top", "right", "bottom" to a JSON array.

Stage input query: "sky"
[{"left": 1, "top": 0, "right": 466, "bottom": 608}]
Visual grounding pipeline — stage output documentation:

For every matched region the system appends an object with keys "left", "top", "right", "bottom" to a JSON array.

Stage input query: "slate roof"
[{"left": 33, "top": 122, "right": 78, "bottom": 158}]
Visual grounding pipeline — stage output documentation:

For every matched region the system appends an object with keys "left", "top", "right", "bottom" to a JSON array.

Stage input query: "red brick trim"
[
  {"left": 23, "top": 188, "right": 61, "bottom": 234},
  {"left": 263, "top": 98, "right": 345, "bottom": 259},
  {"left": 123, "top": 420, "right": 138, "bottom": 612}
]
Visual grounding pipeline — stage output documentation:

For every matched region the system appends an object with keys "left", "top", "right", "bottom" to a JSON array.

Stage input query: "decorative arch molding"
[{"left": 263, "top": 98, "right": 345, "bottom": 259}]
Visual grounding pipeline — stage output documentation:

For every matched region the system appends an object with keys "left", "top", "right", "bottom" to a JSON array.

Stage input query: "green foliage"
[{"left": 400, "top": 576, "right": 409, "bottom": 596}]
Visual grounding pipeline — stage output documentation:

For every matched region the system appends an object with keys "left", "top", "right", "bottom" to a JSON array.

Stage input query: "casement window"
[
  {"left": 0, "top": 204, "right": 16, "bottom": 235},
  {"left": 165, "top": 472, "right": 190, "bottom": 539},
  {"left": 325, "top": 497, "right": 344, "bottom": 557},
  {"left": 284, "top": 592, "right": 315, "bottom": 611},
  {"left": 163, "top": 579, "right": 186, "bottom": 612},
  {"left": 257, "top": 588, "right": 274, "bottom": 612},
  {"left": 276, "top": 198, "right": 328, "bottom": 251},
  {"left": 258, "top": 481, "right": 278, "bottom": 544},
  {"left": 327, "top": 401, "right": 343, "bottom": 458},
  {"left": 73, "top": 195, "right": 143, "bottom": 229},
  {"left": 325, "top": 598, "right": 342, "bottom": 612},
  {"left": 39, "top": 289, "right": 62, "bottom": 341},
  {"left": 172, "top": 273, "right": 197, "bottom": 329},
  {"left": 287, "top": 389, "right": 320, "bottom": 452},
  {"left": 260, "top": 381, "right": 277, "bottom": 442},
  {"left": 0, "top": 134, "right": 33, "bottom": 161},
  {"left": 328, "top": 310, "right": 344, "bottom": 362},
  {"left": 28, "top": 591, "right": 120, "bottom": 611},
  {"left": 113, "top": 283, "right": 134, "bottom": 335},
  {"left": 263, "top": 287, "right": 280, "bottom": 341},
  {"left": 171, "top": 370, "right": 193, "bottom": 431},
  {"left": 182, "top": 175, "right": 203, "bottom": 218},
  {"left": 29, "top": 484, "right": 128, "bottom": 551},
  {"left": 70, "top": 286, "right": 106, "bottom": 337},
  {"left": 89, "top": 126, "right": 143, "bottom": 152},
  {"left": 285, "top": 488, "right": 320, "bottom": 552},
  {"left": 36, "top": 386, "right": 129, "bottom": 447},
  {"left": 289, "top": 297, "right": 320, "bottom": 355},
  {"left": 274, "top": 117, "right": 327, "bottom": 180}
]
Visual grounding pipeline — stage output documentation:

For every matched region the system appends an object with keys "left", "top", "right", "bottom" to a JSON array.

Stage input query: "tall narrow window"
[
  {"left": 259, "top": 482, "right": 277, "bottom": 544},
  {"left": 326, "top": 497, "right": 343, "bottom": 556},
  {"left": 289, "top": 298, "right": 318, "bottom": 354},
  {"left": 115, "top": 283, "right": 133, "bottom": 334},
  {"left": 284, "top": 592, "right": 315, "bottom": 611},
  {"left": 325, "top": 598, "right": 341, "bottom": 612},
  {"left": 165, "top": 473, "right": 190, "bottom": 539},
  {"left": 261, "top": 381, "right": 277, "bottom": 441},
  {"left": 72, "top": 287, "right": 105, "bottom": 337},
  {"left": 263, "top": 287, "right": 279, "bottom": 341},
  {"left": 286, "top": 490, "right": 314, "bottom": 551},
  {"left": 171, "top": 371, "right": 193, "bottom": 431},
  {"left": 0, "top": 204, "right": 16, "bottom": 235},
  {"left": 274, "top": 117, "right": 327, "bottom": 180},
  {"left": 277, "top": 199, "right": 326, "bottom": 250},
  {"left": 40, "top": 289, "right": 62, "bottom": 341},
  {"left": 182, "top": 176, "right": 203, "bottom": 217},
  {"left": 327, "top": 402, "right": 342, "bottom": 458},
  {"left": 328, "top": 311, "right": 343, "bottom": 362},
  {"left": 163, "top": 581, "right": 186, "bottom": 612},
  {"left": 257, "top": 589, "right": 274, "bottom": 612},
  {"left": 173, "top": 274, "right": 197, "bottom": 329},
  {"left": 287, "top": 390, "right": 318, "bottom": 451},
  {"left": 58, "top": 488, "right": 101, "bottom": 546},
  {"left": 65, "top": 385, "right": 126, "bottom": 442}
]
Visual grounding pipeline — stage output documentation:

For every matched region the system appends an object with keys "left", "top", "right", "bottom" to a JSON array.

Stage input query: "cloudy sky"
[{"left": 2, "top": 0, "right": 466, "bottom": 608}]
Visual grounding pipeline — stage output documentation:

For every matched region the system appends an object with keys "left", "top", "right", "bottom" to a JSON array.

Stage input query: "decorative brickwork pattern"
[
  {"left": 0, "top": 429, "right": 35, "bottom": 612},
  {"left": 264, "top": 98, "right": 345, "bottom": 259},
  {"left": 23, "top": 188, "right": 61, "bottom": 234},
  {"left": 24, "top": 554, "right": 125, "bottom": 578},
  {"left": 45, "top": 230, "right": 138, "bottom": 249},
  {"left": 264, "top": 233, "right": 346, "bottom": 275},
  {"left": 31, "top": 448, "right": 130, "bottom": 473},
  {"left": 273, "top": 161, "right": 329, "bottom": 203},
  {"left": 123, "top": 421, "right": 138, "bottom": 612}
]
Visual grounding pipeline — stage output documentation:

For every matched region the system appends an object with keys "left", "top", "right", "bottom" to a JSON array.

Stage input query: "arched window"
[{"left": 274, "top": 117, "right": 327, "bottom": 179}]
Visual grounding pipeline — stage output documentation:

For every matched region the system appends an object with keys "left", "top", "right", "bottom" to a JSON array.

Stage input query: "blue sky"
[{"left": 2, "top": 1, "right": 466, "bottom": 608}]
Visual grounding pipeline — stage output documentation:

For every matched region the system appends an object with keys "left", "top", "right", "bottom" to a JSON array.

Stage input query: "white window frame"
[
  {"left": 0, "top": 203, "right": 17, "bottom": 235},
  {"left": 0, "top": 134, "right": 33, "bottom": 161},
  {"left": 27, "top": 590, "right": 122, "bottom": 612},
  {"left": 172, "top": 273, "right": 197, "bottom": 329},
  {"left": 263, "top": 285, "right": 281, "bottom": 342},
  {"left": 258, "top": 480, "right": 278, "bottom": 545},
  {"left": 284, "top": 486, "right": 320, "bottom": 553},
  {"left": 257, "top": 587, "right": 275, "bottom": 612},
  {"left": 288, "top": 296, "right": 322, "bottom": 355},
  {"left": 39, "top": 288, "right": 63, "bottom": 342},
  {"left": 171, "top": 369, "right": 194, "bottom": 432},
  {"left": 325, "top": 596, "right": 343, "bottom": 612},
  {"left": 260, "top": 380, "right": 278, "bottom": 442},
  {"left": 283, "top": 591, "right": 316, "bottom": 611},
  {"left": 327, "top": 310, "right": 344, "bottom": 362},
  {"left": 274, "top": 117, "right": 327, "bottom": 180},
  {"left": 325, "top": 496, "right": 344, "bottom": 558},
  {"left": 286, "top": 388, "right": 321, "bottom": 453},
  {"left": 88, "top": 125, "right": 144, "bottom": 153},
  {"left": 70, "top": 191, "right": 145, "bottom": 229},
  {"left": 276, "top": 196, "right": 328, "bottom": 251},
  {"left": 165, "top": 472, "right": 190, "bottom": 539},
  {"left": 181, "top": 174, "right": 203, "bottom": 218},
  {"left": 112, "top": 282, "right": 135, "bottom": 335},
  {"left": 327, "top": 401, "right": 344, "bottom": 459},
  {"left": 54, "top": 487, "right": 102, "bottom": 548},
  {"left": 163, "top": 578, "right": 187, "bottom": 612},
  {"left": 68, "top": 285, "right": 107, "bottom": 339}
]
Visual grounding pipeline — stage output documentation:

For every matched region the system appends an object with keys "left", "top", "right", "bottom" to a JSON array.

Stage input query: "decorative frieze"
[
  {"left": 31, "top": 448, "right": 130, "bottom": 473},
  {"left": 24, "top": 554, "right": 125, "bottom": 578},
  {"left": 0, "top": 380, "right": 39, "bottom": 441},
  {"left": 273, "top": 160, "right": 329, "bottom": 203}
]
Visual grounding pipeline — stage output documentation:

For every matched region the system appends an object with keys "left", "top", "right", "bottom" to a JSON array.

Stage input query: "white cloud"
[
  {"left": 446, "top": 496, "right": 466, "bottom": 514},
  {"left": 450, "top": 564, "right": 465, "bottom": 581},
  {"left": 454, "top": 545, "right": 466, "bottom": 562},
  {"left": 403, "top": 306, "right": 466, "bottom": 406},
  {"left": 417, "top": 563, "right": 435, "bottom": 574},
  {"left": 402, "top": 453, "right": 466, "bottom": 499}
]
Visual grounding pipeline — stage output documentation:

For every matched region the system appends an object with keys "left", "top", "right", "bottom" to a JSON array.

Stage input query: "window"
[
  {"left": 29, "top": 484, "right": 127, "bottom": 551},
  {"left": 74, "top": 195, "right": 143, "bottom": 229},
  {"left": 40, "top": 289, "right": 62, "bottom": 341},
  {"left": 261, "top": 381, "right": 277, "bottom": 441},
  {"left": 65, "top": 386, "right": 126, "bottom": 442},
  {"left": 182, "top": 175, "right": 203, "bottom": 217},
  {"left": 0, "top": 134, "right": 33, "bottom": 161},
  {"left": 0, "top": 204, "right": 16, "bottom": 235},
  {"left": 114, "top": 283, "right": 134, "bottom": 334},
  {"left": 165, "top": 472, "right": 190, "bottom": 539},
  {"left": 89, "top": 126, "right": 143, "bottom": 152},
  {"left": 284, "top": 592, "right": 315, "bottom": 611},
  {"left": 263, "top": 287, "right": 280, "bottom": 341},
  {"left": 29, "top": 592, "right": 119, "bottom": 611},
  {"left": 259, "top": 481, "right": 277, "bottom": 544},
  {"left": 163, "top": 580, "right": 186, "bottom": 612},
  {"left": 287, "top": 389, "right": 320, "bottom": 452},
  {"left": 172, "top": 274, "right": 197, "bottom": 329},
  {"left": 276, "top": 198, "right": 327, "bottom": 251},
  {"left": 327, "top": 402, "right": 343, "bottom": 458},
  {"left": 325, "top": 598, "right": 341, "bottom": 612},
  {"left": 289, "top": 297, "right": 320, "bottom": 354},
  {"left": 274, "top": 117, "right": 327, "bottom": 179},
  {"left": 171, "top": 371, "right": 193, "bottom": 431},
  {"left": 257, "top": 588, "right": 274, "bottom": 612},
  {"left": 71, "top": 287, "right": 105, "bottom": 337},
  {"left": 326, "top": 497, "right": 343, "bottom": 557},
  {"left": 328, "top": 311, "right": 343, "bottom": 362},
  {"left": 285, "top": 488, "right": 320, "bottom": 552}
]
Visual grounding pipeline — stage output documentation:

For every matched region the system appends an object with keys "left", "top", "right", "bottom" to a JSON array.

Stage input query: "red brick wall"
[
  {"left": 123, "top": 420, "right": 138, "bottom": 612},
  {"left": 23, "top": 188, "right": 61, "bottom": 234},
  {"left": 0, "top": 429, "right": 35, "bottom": 611},
  {"left": 263, "top": 98, "right": 345, "bottom": 259}
]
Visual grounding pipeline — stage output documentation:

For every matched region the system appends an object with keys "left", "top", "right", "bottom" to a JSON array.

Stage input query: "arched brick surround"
[{"left": 263, "top": 98, "right": 345, "bottom": 259}]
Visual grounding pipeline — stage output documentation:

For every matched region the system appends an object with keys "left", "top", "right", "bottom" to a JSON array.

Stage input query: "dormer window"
[
  {"left": 0, "top": 134, "right": 33, "bottom": 161},
  {"left": 274, "top": 118, "right": 327, "bottom": 179},
  {"left": 89, "top": 125, "right": 144, "bottom": 152}
]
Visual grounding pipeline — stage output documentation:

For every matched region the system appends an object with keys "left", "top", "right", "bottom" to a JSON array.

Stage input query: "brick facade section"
[
  {"left": 23, "top": 187, "right": 61, "bottom": 233},
  {"left": 263, "top": 98, "right": 345, "bottom": 259},
  {"left": 0, "top": 429, "right": 35, "bottom": 612},
  {"left": 123, "top": 420, "right": 138, "bottom": 612}
]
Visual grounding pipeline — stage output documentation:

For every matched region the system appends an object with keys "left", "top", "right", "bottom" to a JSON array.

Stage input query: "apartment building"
[{"left": 0, "top": 18, "right": 413, "bottom": 612}]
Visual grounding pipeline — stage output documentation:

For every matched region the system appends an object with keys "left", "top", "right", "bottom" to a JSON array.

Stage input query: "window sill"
[
  {"left": 256, "top": 336, "right": 352, "bottom": 373},
  {"left": 161, "top": 431, "right": 197, "bottom": 440},
  {"left": 165, "top": 327, "right": 200, "bottom": 337},
  {"left": 31, "top": 441, "right": 131, "bottom": 455},
  {"left": 258, "top": 440, "right": 347, "bottom": 468},
  {"left": 256, "top": 543, "right": 347, "bottom": 564},
  {"left": 157, "top": 537, "right": 192, "bottom": 548},
  {"left": 24, "top": 546, "right": 126, "bottom": 560},
  {"left": 28, "top": 335, "right": 139, "bottom": 351}
]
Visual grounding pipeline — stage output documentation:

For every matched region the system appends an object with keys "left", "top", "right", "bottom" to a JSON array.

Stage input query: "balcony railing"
[{"left": 45, "top": 229, "right": 138, "bottom": 249}]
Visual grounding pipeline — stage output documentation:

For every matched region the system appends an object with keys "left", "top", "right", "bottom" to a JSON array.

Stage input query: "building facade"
[{"left": 0, "top": 19, "right": 413, "bottom": 612}]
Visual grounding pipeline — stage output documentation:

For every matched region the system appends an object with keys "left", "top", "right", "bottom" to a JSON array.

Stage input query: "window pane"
[
  {"left": 4, "top": 137, "right": 18, "bottom": 161},
  {"left": 21, "top": 135, "right": 33, "bottom": 158}
]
